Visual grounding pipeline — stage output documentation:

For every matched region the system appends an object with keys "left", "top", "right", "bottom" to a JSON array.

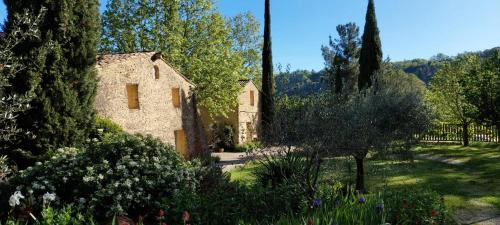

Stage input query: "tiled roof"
[
  {"left": 97, "top": 52, "right": 157, "bottom": 66},
  {"left": 97, "top": 52, "right": 195, "bottom": 86}
]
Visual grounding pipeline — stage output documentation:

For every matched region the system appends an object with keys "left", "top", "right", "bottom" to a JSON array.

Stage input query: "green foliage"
[
  {"left": 212, "top": 123, "right": 235, "bottom": 150},
  {"left": 241, "top": 187, "right": 449, "bottom": 225},
  {"left": 8, "top": 133, "right": 198, "bottom": 219},
  {"left": 234, "top": 141, "right": 262, "bottom": 153},
  {"left": 428, "top": 55, "right": 480, "bottom": 124},
  {"left": 275, "top": 69, "right": 325, "bottom": 97},
  {"left": 322, "top": 22, "right": 361, "bottom": 94},
  {"left": 358, "top": 0, "right": 383, "bottom": 90},
  {"left": 465, "top": 49, "right": 500, "bottom": 132},
  {"left": 1, "top": 205, "right": 96, "bottom": 225},
  {"left": 261, "top": 0, "right": 275, "bottom": 143},
  {"left": 0, "top": 156, "right": 10, "bottom": 184},
  {"left": 4, "top": 0, "right": 100, "bottom": 160},
  {"left": 0, "top": 10, "right": 44, "bottom": 166},
  {"left": 89, "top": 117, "right": 124, "bottom": 139},
  {"left": 229, "top": 12, "right": 263, "bottom": 86},
  {"left": 383, "top": 187, "right": 448, "bottom": 225}
]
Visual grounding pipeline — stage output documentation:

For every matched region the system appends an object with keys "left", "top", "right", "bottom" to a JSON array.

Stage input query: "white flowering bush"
[{"left": 9, "top": 133, "right": 200, "bottom": 219}]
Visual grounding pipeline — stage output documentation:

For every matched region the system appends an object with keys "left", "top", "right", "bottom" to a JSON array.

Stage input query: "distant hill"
[
  {"left": 275, "top": 47, "right": 500, "bottom": 96},
  {"left": 394, "top": 47, "right": 500, "bottom": 85}
]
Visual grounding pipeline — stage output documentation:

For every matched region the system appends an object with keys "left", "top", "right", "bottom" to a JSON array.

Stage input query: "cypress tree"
[
  {"left": 358, "top": 0, "right": 383, "bottom": 90},
  {"left": 262, "top": 0, "right": 275, "bottom": 142},
  {"left": 4, "top": 0, "right": 100, "bottom": 161}
]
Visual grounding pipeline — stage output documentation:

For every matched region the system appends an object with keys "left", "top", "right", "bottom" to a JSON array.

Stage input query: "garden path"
[{"left": 455, "top": 200, "right": 500, "bottom": 225}]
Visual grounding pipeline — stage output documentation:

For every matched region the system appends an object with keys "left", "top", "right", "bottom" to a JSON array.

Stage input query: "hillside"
[{"left": 276, "top": 47, "right": 500, "bottom": 96}]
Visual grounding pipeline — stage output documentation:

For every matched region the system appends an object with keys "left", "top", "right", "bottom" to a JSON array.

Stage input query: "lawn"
[{"left": 229, "top": 143, "right": 500, "bottom": 212}]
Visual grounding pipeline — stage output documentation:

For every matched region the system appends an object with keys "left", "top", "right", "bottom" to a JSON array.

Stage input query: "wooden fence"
[{"left": 419, "top": 124, "right": 499, "bottom": 143}]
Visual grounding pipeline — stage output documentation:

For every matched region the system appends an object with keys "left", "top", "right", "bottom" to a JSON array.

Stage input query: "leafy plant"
[
  {"left": 212, "top": 123, "right": 235, "bottom": 151},
  {"left": 8, "top": 133, "right": 199, "bottom": 221}
]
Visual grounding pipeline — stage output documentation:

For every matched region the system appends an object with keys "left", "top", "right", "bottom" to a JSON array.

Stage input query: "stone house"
[
  {"left": 201, "top": 80, "right": 262, "bottom": 146},
  {"left": 95, "top": 52, "right": 206, "bottom": 158}
]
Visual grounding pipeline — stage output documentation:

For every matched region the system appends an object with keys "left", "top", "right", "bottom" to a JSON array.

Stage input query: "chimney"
[{"left": 151, "top": 52, "right": 163, "bottom": 61}]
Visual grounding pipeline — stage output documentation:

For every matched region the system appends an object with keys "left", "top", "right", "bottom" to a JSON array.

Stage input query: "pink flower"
[
  {"left": 159, "top": 210, "right": 165, "bottom": 217},
  {"left": 182, "top": 211, "right": 190, "bottom": 222}
]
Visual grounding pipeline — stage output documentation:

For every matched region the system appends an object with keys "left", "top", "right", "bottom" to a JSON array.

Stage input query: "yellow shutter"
[
  {"left": 154, "top": 65, "right": 160, "bottom": 80},
  {"left": 172, "top": 88, "right": 181, "bottom": 108},
  {"left": 174, "top": 130, "right": 188, "bottom": 157},
  {"left": 250, "top": 90, "right": 255, "bottom": 106},
  {"left": 126, "top": 84, "right": 139, "bottom": 109}
]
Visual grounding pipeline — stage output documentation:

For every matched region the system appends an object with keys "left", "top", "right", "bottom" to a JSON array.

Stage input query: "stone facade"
[
  {"left": 201, "top": 80, "right": 262, "bottom": 146},
  {"left": 95, "top": 52, "right": 206, "bottom": 157}
]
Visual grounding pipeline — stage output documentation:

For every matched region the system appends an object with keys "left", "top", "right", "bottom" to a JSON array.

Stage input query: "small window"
[
  {"left": 174, "top": 130, "right": 188, "bottom": 156},
  {"left": 126, "top": 84, "right": 139, "bottom": 109},
  {"left": 250, "top": 90, "right": 255, "bottom": 106},
  {"left": 172, "top": 88, "right": 181, "bottom": 108},
  {"left": 154, "top": 65, "right": 160, "bottom": 80}
]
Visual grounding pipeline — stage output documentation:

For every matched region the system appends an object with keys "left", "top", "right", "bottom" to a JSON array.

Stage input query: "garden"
[{"left": 1, "top": 0, "right": 500, "bottom": 224}]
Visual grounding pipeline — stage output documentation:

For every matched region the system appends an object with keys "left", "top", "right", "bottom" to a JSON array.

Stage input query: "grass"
[{"left": 229, "top": 143, "right": 500, "bottom": 212}]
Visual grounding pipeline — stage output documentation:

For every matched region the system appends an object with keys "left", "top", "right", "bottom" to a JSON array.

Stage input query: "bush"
[
  {"left": 0, "top": 156, "right": 11, "bottom": 184},
  {"left": 1, "top": 205, "right": 96, "bottom": 225},
  {"left": 212, "top": 123, "right": 235, "bottom": 151},
  {"left": 7, "top": 133, "right": 199, "bottom": 221},
  {"left": 383, "top": 187, "right": 448, "bottom": 225},
  {"left": 89, "top": 117, "right": 124, "bottom": 140},
  {"left": 239, "top": 186, "right": 449, "bottom": 225},
  {"left": 234, "top": 141, "right": 262, "bottom": 153}
]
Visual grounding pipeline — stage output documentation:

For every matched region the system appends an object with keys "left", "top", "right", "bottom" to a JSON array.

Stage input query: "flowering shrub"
[
  {"left": 382, "top": 187, "right": 448, "bottom": 225},
  {"left": 9, "top": 133, "right": 199, "bottom": 220}
]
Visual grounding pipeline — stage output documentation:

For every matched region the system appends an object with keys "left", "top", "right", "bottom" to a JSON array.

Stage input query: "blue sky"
[{"left": 1, "top": 0, "right": 500, "bottom": 71}]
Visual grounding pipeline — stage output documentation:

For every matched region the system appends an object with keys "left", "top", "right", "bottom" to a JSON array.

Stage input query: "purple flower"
[
  {"left": 375, "top": 203, "right": 385, "bottom": 213},
  {"left": 359, "top": 197, "right": 366, "bottom": 204},
  {"left": 312, "top": 198, "right": 321, "bottom": 207}
]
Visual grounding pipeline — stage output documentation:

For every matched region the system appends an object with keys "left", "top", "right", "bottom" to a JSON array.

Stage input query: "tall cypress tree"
[
  {"left": 261, "top": 0, "right": 275, "bottom": 142},
  {"left": 4, "top": 0, "right": 100, "bottom": 162},
  {"left": 358, "top": 0, "right": 383, "bottom": 90}
]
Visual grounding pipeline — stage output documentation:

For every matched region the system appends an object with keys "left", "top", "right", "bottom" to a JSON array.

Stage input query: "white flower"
[
  {"left": 35, "top": 162, "right": 42, "bottom": 166},
  {"left": 98, "top": 174, "right": 104, "bottom": 180},
  {"left": 8, "top": 191, "right": 24, "bottom": 207},
  {"left": 42, "top": 192, "right": 56, "bottom": 203}
]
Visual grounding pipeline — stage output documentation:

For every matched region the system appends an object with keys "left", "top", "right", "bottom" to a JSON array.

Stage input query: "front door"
[{"left": 174, "top": 130, "right": 188, "bottom": 157}]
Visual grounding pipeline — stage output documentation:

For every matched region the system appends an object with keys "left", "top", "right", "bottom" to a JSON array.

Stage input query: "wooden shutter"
[
  {"left": 174, "top": 130, "right": 188, "bottom": 157},
  {"left": 250, "top": 91, "right": 255, "bottom": 106},
  {"left": 126, "top": 84, "right": 139, "bottom": 109},
  {"left": 154, "top": 65, "right": 160, "bottom": 80},
  {"left": 172, "top": 88, "right": 181, "bottom": 108}
]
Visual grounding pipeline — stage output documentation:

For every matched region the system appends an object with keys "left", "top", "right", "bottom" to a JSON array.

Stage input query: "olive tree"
[
  {"left": 295, "top": 66, "right": 432, "bottom": 192},
  {"left": 0, "top": 10, "right": 45, "bottom": 167}
]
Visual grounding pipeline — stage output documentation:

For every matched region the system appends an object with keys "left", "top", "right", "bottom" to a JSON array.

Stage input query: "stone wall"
[
  {"left": 200, "top": 81, "right": 261, "bottom": 146},
  {"left": 95, "top": 52, "right": 206, "bottom": 157},
  {"left": 236, "top": 81, "right": 261, "bottom": 144}
]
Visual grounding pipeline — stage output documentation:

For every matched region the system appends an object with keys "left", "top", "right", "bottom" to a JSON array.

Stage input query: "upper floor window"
[
  {"left": 250, "top": 90, "right": 255, "bottom": 106},
  {"left": 172, "top": 88, "right": 181, "bottom": 108},
  {"left": 154, "top": 65, "right": 160, "bottom": 80},
  {"left": 126, "top": 83, "right": 140, "bottom": 109}
]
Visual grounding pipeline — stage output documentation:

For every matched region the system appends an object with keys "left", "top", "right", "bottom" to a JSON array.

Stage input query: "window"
[
  {"left": 172, "top": 88, "right": 181, "bottom": 108},
  {"left": 174, "top": 130, "right": 188, "bottom": 157},
  {"left": 126, "top": 84, "right": 139, "bottom": 109},
  {"left": 250, "top": 90, "right": 255, "bottom": 106},
  {"left": 154, "top": 65, "right": 160, "bottom": 80}
]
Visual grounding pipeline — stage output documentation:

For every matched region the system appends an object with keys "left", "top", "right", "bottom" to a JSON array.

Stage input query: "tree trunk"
[
  {"left": 355, "top": 156, "right": 365, "bottom": 193},
  {"left": 496, "top": 122, "right": 500, "bottom": 143},
  {"left": 462, "top": 123, "right": 469, "bottom": 146}
]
